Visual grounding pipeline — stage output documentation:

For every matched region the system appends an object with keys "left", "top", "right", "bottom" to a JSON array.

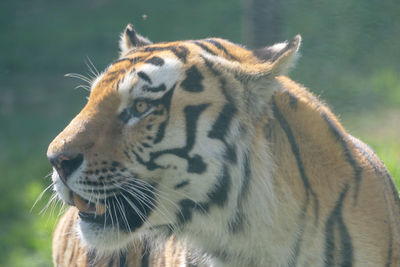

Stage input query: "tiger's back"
[
  {"left": 268, "top": 76, "right": 400, "bottom": 265},
  {"left": 48, "top": 24, "right": 400, "bottom": 266}
]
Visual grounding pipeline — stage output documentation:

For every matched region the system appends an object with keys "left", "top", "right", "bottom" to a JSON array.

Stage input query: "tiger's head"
[{"left": 47, "top": 24, "right": 300, "bottom": 252}]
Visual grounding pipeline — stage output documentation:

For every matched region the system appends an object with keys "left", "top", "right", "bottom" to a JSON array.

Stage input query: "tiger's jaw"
[{"left": 50, "top": 163, "right": 163, "bottom": 252}]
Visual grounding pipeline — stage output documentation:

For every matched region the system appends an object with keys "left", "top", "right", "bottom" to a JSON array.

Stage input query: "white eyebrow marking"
[
  {"left": 118, "top": 57, "right": 182, "bottom": 112},
  {"left": 135, "top": 57, "right": 182, "bottom": 94}
]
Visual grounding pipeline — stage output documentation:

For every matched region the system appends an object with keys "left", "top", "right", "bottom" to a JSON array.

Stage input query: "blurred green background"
[{"left": 1, "top": 0, "right": 399, "bottom": 266}]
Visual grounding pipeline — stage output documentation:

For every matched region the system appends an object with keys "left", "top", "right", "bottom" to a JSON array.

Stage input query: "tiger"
[{"left": 48, "top": 24, "right": 400, "bottom": 266}]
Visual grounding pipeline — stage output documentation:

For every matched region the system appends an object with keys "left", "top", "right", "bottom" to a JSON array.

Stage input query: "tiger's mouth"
[
  {"left": 59, "top": 179, "right": 158, "bottom": 232},
  {"left": 71, "top": 192, "right": 106, "bottom": 216}
]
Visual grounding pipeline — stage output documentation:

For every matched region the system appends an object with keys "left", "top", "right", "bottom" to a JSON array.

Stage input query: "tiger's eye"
[{"left": 135, "top": 101, "right": 149, "bottom": 114}]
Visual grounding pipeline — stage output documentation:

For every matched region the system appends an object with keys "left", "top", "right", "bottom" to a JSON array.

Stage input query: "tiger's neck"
[{"left": 180, "top": 77, "right": 353, "bottom": 266}]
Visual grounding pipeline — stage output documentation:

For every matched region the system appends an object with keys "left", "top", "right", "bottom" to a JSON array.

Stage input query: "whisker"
[
  {"left": 65, "top": 73, "right": 93, "bottom": 84},
  {"left": 74, "top": 84, "right": 91, "bottom": 91},
  {"left": 111, "top": 201, "right": 121, "bottom": 243},
  {"left": 103, "top": 181, "right": 112, "bottom": 233},
  {"left": 113, "top": 192, "right": 132, "bottom": 233},
  {"left": 31, "top": 181, "right": 55, "bottom": 212},
  {"left": 85, "top": 56, "right": 100, "bottom": 77},
  {"left": 137, "top": 180, "right": 213, "bottom": 223},
  {"left": 117, "top": 184, "right": 177, "bottom": 233},
  {"left": 39, "top": 192, "right": 59, "bottom": 215},
  {"left": 119, "top": 192, "right": 153, "bottom": 231},
  {"left": 127, "top": 181, "right": 191, "bottom": 220}
]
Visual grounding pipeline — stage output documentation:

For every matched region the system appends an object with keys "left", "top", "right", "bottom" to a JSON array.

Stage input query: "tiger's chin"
[
  {"left": 77, "top": 218, "right": 134, "bottom": 253},
  {"left": 77, "top": 216, "right": 173, "bottom": 253}
]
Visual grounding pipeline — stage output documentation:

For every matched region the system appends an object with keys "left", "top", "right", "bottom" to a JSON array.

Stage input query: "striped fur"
[
  {"left": 53, "top": 208, "right": 204, "bottom": 266},
  {"left": 48, "top": 25, "right": 400, "bottom": 266}
]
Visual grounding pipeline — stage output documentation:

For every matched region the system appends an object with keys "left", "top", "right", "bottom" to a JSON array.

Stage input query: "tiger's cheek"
[{"left": 121, "top": 105, "right": 169, "bottom": 162}]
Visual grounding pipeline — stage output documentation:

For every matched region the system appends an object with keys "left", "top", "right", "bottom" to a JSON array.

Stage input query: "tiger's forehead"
[{"left": 89, "top": 38, "right": 257, "bottom": 106}]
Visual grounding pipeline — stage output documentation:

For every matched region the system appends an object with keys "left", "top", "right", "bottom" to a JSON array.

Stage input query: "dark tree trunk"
[{"left": 243, "top": 0, "right": 283, "bottom": 48}]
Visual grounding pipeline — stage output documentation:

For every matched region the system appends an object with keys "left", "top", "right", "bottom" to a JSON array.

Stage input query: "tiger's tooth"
[
  {"left": 95, "top": 203, "right": 106, "bottom": 215},
  {"left": 73, "top": 193, "right": 90, "bottom": 212}
]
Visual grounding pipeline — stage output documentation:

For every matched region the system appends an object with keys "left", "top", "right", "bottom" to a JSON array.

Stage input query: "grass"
[{"left": 342, "top": 109, "right": 400, "bottom": 188}]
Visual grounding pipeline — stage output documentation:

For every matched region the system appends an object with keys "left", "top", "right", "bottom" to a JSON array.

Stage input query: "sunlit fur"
[
  {"left": 52, "top": 208, "right": 207, "bottom": 266},
  {"left": 49, "top": 25, "right": 400, "bottom": 266}
]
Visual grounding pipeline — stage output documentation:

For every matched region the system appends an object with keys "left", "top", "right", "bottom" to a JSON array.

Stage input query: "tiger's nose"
[{"left": 48, "top": 153, "right": 84, "bottom": 184}]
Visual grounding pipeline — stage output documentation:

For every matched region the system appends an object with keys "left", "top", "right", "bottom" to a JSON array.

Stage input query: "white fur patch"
[
  {"left": 118, "top": 57, "right": 182, "bottom": 113},
  {"left": 78, "top": 220, "right": 133, "bottom": 252},
  {"left": 268, "top": 41, "right": 288, "bottom": 53}
]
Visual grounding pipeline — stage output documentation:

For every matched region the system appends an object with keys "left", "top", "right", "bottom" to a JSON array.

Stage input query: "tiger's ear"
[
  {"left": 244, "top": 35, "right": 301, "bottom": 118},
  {"left": 253, "top": 35, "right": 301, "bottom": 76},
  {"left": 119, "top": 24, "right": 152, "bottom": 56}
]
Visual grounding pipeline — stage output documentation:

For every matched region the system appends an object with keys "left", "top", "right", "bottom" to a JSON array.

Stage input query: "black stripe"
[
  {"left": 322, "top": 113, "right": 363, "bottom": 204},
  {"left": 350, "top": 136, "right": 400, "bottom": 208},
  {"left": 224, "top": 143, "right": 237, "bottom": 164},
  {"left": 270, "top": 96, "right": 315, "bottom": 264},
  {"left": 204, "top": 60, "right": 238, "bottom": 143},
  {"left": 86, "top": 250, "right": 96, "bottom": 267},
  {"left": 81, "top": 188, "right": 120, "bottom": 194},
  {"left": 177, "top": 199, "right": 197, "bottom": 226},
  {"left": 184, "top": 104, "right": 209, "bottom": 149},
  {"left": 324, "top": 183, "right": 353, "bottom": 267},
  {"left": 208, "top": 103, "right": 236, "bottom": 140},
  {"left": 187, "top": 154, "right": 207, "bottom": 174},
  {"left": 112, "top": 57, "right": 133, "bottom": 65},
  {"left": 205, "top": 39, "right": 239, "bottom": 61},
  {"left": 386, "top": 223, "right": 393, "bottom": 267},
  {"left": 272, "top": 95, "right": 320, "bottom": 225},
  {"left": 133, "top": 150, "right": 163, "bottom": 170},
  {"left": 111, "top": 56, "right": 144, "bottom": 67},
  {"left": 119, "top": 108, "right": 131, "bottom": 124},
  {"left": 144, "top": 84, "right": 167, "bottom": 92},
  {"left": 181, "top": 66, "right": 204, "bottom": 92},
  {"left": 152, "top": 85, "right": 175, "bottom": 143},
  {"left": 193, "top": 41, "right": 218, "bottom": 56},
  {"left": 142, "top": 45, "right": 189, "bottom": 63},
  {"left": 141, "top": 142, "right": 152, "bottom": 148},
  {"left": 207, "top": 164, "right": 231, "bottom": 207},
  {"left": 119, "top": 251, "right": 127, "bottom": 267},
  {"left": 272, "top": 93, "right": 313, "bottom": 266},
  {"left": 228, "top": 153, "right": 251, "bottom": 233},
  {"left": 154, "top": 121, "right": 167, "bottom": 144},
  {"left": 107, "top": 255, "right": 115, "bottom": 267},
  {"left": 286, "top": 91, "right": 298, "bottom": 110},
  {"left": 175, "top": 165, "right": 231, "bottom": 227},
  {"left": 137, "top": 71, "right": 152, "bottom": 84},
  {"left": 174, "top": 180, "right": 190, "bottom": 189},
  {"left": 171, "top": 46, "right": 189, "bottom": 63},
  {"left": 288, "top": 198, "right": 309, "bottom": 267},
  {"left": 145, "top": 56, "right": 165, "bottom": 66},
  {"left": 140, "top": 239, "right": 150, "bottom": 267},
  {"left": 124, "top": 150, "right": 132, "bottom": 160},
  {"left": 202, "top": 55, "right": 221, "bottom": 76},
  {"left": 350, "top": 137, "right": 397, "bottom": 267},
  {"left": 141, "top": 103, "right": 210, "bottom": 173},
  {"left": 240, "top": 153, "right": 251, "bottom": 202},
  {"left": 201, "top": 53, "right": 244, "bottom": 86}
]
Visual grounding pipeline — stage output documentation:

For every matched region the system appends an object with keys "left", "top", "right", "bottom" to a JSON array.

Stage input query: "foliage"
[{"left": 0, "top": 0, "right": 399, "bottom": 265}]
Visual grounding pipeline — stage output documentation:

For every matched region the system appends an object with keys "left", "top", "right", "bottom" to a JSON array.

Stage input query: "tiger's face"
[{"left": 47, "top": 24, "right": 300, "bottom": 251}]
